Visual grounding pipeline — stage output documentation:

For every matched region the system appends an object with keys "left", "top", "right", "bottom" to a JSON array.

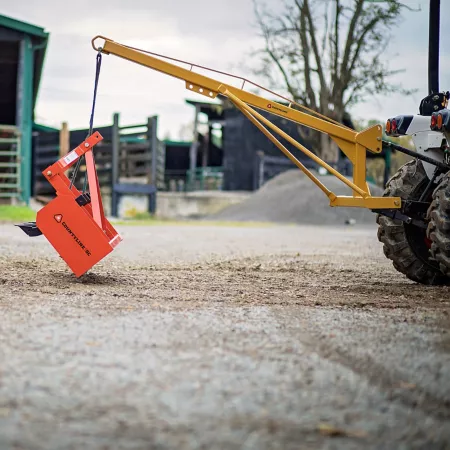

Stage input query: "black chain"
[
  {"left": 88, "top": 51, "right": 103, "bottom": 136},
  {"left": 70, "top": 50, "right": 103, "bottom": 191}
]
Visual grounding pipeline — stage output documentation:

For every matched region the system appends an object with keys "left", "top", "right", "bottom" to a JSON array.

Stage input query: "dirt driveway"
[{"left": 0, "top": 222, "right": 449, "bottom": 449}]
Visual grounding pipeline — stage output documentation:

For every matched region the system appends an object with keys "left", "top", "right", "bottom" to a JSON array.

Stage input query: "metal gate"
[
  {"left": 0, "top": 125, "right": 21, "bottom": 202},
  {"left": 33, "top": 114, "right": 165, "bottom": 216}
]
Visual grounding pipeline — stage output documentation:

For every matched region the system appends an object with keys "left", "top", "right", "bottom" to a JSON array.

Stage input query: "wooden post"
[
  {"left": 254, "top": 150, "right": 265, "bottom": 190},
  {"left": 146, "top": 117, "right": 153, "bottom": 184},
  {"left": 188, "top": 104, "right": 200, "bottom": 190},
  {"left": 202, "top": 125, "right": 211, "bottom": 168},
  {"left": 16, "top": 35, "right": 33, "bottom": 204},
  {"left": 111, "top": 113, "right": 120, "bottom": 217},
  {"left": 59, "top": 122, "right": 70, "bottom": 158},
  {"left": 151, "top": 116, "right": 158, "bottom": 186},
  {"left": 149, "top": 115, "right": 158, "bottom": 214}
]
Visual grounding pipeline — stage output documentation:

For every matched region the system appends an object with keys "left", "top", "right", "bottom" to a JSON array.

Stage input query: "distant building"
[
  {"left": 221, "top": 104, "right": 317, "bottom": 191},
  {"left": 0, "top": 14, "right": 49, "bottom": 203},
  {"left": 165, "top": 99, "right": 317, "bottom": 192},
  {"left": 173, "top": 100, "right": 392, "bottom": 191}
]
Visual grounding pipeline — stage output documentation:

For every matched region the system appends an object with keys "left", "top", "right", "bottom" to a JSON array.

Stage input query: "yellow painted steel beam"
[
  {"left": 93, "top": 37, "right": 382, "bottom": 152},
  {"left": 91, "top": 35, "right": 401, "bottom": 210},
  {"left": 331, "top": 196, "right": 401, "bottom": 209}
]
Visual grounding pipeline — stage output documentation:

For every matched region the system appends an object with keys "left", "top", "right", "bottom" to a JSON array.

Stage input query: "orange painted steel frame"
[{"left": 36, "top": 132, "right": 122, "bottom": 277}]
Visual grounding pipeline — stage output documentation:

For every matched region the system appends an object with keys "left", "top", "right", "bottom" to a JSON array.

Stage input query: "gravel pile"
[{"left": 213, "top": 169, "right": 383, "bottom": 225}]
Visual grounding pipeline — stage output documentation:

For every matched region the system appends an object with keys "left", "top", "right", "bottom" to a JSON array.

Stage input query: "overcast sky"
[{"left": 1, "top": 0, "right": 449, "bottom": 139}]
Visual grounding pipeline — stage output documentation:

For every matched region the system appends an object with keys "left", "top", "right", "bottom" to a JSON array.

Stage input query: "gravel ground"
[{"left": 0, "top": 222, "right": 449, "bottom": 450}]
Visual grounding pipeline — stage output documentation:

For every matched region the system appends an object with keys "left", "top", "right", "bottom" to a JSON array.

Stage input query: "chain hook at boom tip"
[{"left": 91, "top": 35, "right": 108, "bottom": 51}]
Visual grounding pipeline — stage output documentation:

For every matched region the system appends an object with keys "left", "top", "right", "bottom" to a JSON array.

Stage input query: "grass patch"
[
  {"left": 118, "top": 208, "right": 276, "bottom": 228},
  {"left": 0, "top": 205, "right": 36, "bottom": 222},
  {"left": 114, "top": 218, "right": 275, "bottom": 228}
]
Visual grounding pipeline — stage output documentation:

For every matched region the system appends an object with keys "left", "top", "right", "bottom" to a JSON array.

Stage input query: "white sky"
[{"left": 1, "top": 0, "right": 449, "bottom": 139}]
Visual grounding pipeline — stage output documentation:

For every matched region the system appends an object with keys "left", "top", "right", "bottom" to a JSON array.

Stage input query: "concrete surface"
[
  {"left": 155, "top": 191, "right": 251, "bottom": 220},
  {"left": 0, "top": 222, "right": 449, "bottom": 449},
  {"left": 105, "top": 190, "right": 250, "bottom": 219}
]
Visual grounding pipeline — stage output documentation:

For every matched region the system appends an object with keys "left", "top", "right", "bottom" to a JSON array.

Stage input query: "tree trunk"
[{"left": 318, "top": 133, "right": 339, "bottom": 163}]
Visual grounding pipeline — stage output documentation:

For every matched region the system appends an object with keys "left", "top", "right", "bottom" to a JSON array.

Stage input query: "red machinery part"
[
  {"left": 36, "top": 132, "right": 122, "bottom": 277},
  {"left": 431, "top": 114, "right": 437, "bottom": 129}
]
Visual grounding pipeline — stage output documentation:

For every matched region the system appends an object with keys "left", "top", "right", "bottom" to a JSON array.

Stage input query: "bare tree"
[{"left": 254, "top": 0, "right": 414, "bottom": 161}]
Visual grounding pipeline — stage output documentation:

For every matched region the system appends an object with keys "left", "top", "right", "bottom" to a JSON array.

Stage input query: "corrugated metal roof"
[
  {"left": 0, "top": 14, "right": 48, "bottom": 38},
  {"left": 0, "top": 14, "right": 49, "bottom": 120},
  {"left": 33, "top": 123, "right": 58, "bottom": 133}
]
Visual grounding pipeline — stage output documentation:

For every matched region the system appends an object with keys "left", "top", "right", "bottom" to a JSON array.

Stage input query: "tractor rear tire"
[
  {"left": 377, "top": 160, "right": 448, "bottom": 285},
  {"left": 427, "top": 173, "right": 450, "bottom": 276}
]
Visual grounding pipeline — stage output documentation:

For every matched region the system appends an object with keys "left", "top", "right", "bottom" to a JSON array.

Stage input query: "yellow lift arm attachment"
[{"left": 92, "top": 36, "right": 401, "bottom": 210}]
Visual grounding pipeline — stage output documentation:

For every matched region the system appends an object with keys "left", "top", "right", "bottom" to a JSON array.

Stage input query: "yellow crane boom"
[{"left": 92, "top": 35, "right": 400, "bottom": 210}]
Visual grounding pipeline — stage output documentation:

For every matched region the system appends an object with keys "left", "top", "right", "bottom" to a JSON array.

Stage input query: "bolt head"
[
  {"left": 46, "top": 170, "right": 52, "bottom": 176},
  {"left": 84, "top": 143, "right": 89, "bottom": 148},
  {"left": 394, "top": 200, "right": 400, "bottom": 206}
]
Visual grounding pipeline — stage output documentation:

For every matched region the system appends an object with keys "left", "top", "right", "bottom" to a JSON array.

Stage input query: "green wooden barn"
[{"left": 0, "top": 14, "right": 49, "bottom": 204}]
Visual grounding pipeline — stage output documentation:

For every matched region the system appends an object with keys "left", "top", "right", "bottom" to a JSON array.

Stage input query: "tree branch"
[
  {"left": 294, "top": 1, "right": 317, "bottom": 108},
  {"left": 300, "top": 0, "right": 326, "bottom": 90},
  {"left": 267, "top": 47, "right": 304, "bottom": 102},
  {"left": 322, "top": 1, "right": 329, "bottom": 55},
  {"left": 347, "top": 16, "right": 381, "bottom": 79},
  {"left": 332, "top": 0, "right": 340, "bottom": 95},
  {"left": 253, "top": 2, "right": 307, "bottom": 102},
  {"left": 340, "top": 0, "right": 365, "bottom": 79},
  {"left": 251, "top": 0, "right": 412, "bottom": 158}
]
